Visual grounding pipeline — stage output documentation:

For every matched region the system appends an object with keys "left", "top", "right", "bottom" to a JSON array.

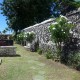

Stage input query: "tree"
[
  {"left": 2, "top": 27, "right": 12, "bottom": 34},
  {"left": 49, "top": 15, "right": 74, "bottom": 57},
  {"left": 50, "top": 0, "right": 80, "bottom": 17},
  {"left": 2, "top": 30, "right": 7, "bottom": 34},
  {"left": 1, "top": 0, "right": 53, "bottom": 34}
]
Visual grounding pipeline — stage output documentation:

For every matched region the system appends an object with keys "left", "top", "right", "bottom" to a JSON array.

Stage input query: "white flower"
[
  {"left": 73, "top": 33, "right": 77, "bottom": 36},
  {"left": 63, "top": 32, "right": 65, "bottom": 33},
  {"left": 50, "top": 35, "right": 51, "bottom": 37},
  {"left": 68, "top": 21, "right": 72, "bottom": 24},
  {"left": 70, "top": 31, "right": 73, "bottom": 34},
  {"left": 69, "top": 30, "right": 73, "bottom": 34},
  {"left": 53, "top": 27, "right": 56, "bottom": 30}
]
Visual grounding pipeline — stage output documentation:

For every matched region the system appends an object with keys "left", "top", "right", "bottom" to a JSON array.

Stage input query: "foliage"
[
  {"left": 9, "top": 35, "right": 14, "bottom": 40},
  {"left": 2, "top": 27, "right": 12, "bottom": 34},
  {"left": 16, "top": 32, "right": 24, "bottom": 44},
  {"left": 50, "top": 0, "right": 80, "bottom": 17},
  {"left": 49, "top": 15, "right": 74, "bottom": 58},
  {"left": 0, "top": 0, "right": 53, "bottom": 33},
  {"left": 25, "top": 32, "right": 35, "bottom": 43},
  {"left": 45, "top": 50, "right": 53, "bottom": 59},
  {"left": 37, "top": 49, "right": 43, "bottom": 55},
  {"left": 67, "top": 52, "right": 80, "bottom": 68},
  {"left": 49, "top": 15, "right": 74, "bottom": 43},
  {"left": 2, "top": 29, "right": 6, "bottom": 34},
  {"left": 50, "top": 2, "right": 61, "bottom": 17},
  {"left": 16, "top": 31, "right": 35, "bottom": 44}
]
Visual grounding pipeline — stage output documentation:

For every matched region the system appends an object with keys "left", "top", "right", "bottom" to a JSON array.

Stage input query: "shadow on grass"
[{"left": 0, "top": 54, "right": 21, "bottom": 57}]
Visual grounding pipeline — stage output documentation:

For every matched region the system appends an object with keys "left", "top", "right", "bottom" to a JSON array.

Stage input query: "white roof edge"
[{"left": 23, "top": 18, "right": 55, "bottom": 30}]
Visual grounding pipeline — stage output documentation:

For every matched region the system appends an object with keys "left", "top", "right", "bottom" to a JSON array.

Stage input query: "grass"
[{"left": 0, "top": 44, "right": 80, "bottom": 80}]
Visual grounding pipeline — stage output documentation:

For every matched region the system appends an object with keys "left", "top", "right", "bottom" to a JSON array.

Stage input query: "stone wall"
[
  {"left": 23, "top": 18, "right": 56, "bottom": 52},
  {"left": 66, "top": 8, "right": 80, "bottom": 38},
  {"left": 0, "top": 46, "right": 16, "bottom": 56},
  {"left": 23, "top": 18, "right": 55, "bottom": 43}
]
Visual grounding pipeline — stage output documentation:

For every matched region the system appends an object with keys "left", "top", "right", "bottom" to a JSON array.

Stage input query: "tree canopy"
[{"left": 0, "top": 0, "right": 80, "bottom": 34}]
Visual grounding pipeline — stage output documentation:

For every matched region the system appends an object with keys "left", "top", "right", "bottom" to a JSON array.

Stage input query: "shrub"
[
  {"left": 16, "top": 32, "right": 24, "bottom": 44},
  {"left": 37, "top": 49, "right": 43, "bottom": 55},
  {"left": 16, "top": 31, "right": 35, "bottom": 45},
  {"left": 45, "top": 50, "right": 53, "bottom": 59},
  {"left": 25, "top": 32, "right": 35, "bottom": 43},
  {"left": 61, "top": 37, "right": 79, "bottom": 64},
  {"left": 68, "top": 52, "right": 80, "bottom": 67}
]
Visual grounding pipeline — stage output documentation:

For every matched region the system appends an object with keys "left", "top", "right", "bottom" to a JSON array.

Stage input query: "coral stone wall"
[{"left": 0, "top": 46, "right": 16, "bottom": 56}]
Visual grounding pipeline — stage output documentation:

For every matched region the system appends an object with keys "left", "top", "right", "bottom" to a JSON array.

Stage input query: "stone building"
[
  {"left": 22, "top": 8, "right": 80, "bottom": 52},
  {"left": 23, "top": 18, "right": 56, "bottom": 52}
]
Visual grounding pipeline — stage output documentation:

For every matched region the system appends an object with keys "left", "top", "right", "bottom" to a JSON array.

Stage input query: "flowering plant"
[
  {"left": 25, "top": 32, "right": 35, "bottom": 42},
  {"left": 49, "top": 15, "right": 74, "bottom": 43},
  {"left": 16, "top": 32, "right": 24, "bottom": 44},
  {"left": 49, "top": 15, "right": 74, "bottom": 57}
]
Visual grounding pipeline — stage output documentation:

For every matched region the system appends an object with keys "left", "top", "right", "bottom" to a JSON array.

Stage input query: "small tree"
[{"left": 49, "top": 15, "right": 74, "bottom": 57}]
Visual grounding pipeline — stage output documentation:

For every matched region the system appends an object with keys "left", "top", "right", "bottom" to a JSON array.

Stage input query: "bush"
[
  {"left": 45, "top": 50, "right": 53, "bottom": 59},
  {"left": 61, "top": 37, "right": 79, "bottom": 62},
  {"left": 16, "top": 31, "right": 35, "bottom": 45},
  {"left": 37, "top": 49, "right": 42, "bottom": 55},
  {"left": 68, "top": 52, "right": 80, "bottom": 67},
  {"left": 25, "top": 32, "right": 35, "bottom": 43},
  {"left": 16, "top": 32, "right": 24, "bottom": 44}
]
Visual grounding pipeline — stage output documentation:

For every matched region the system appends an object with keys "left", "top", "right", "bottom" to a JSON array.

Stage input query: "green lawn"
[{"left": 0, "top": 44, "right": 80, "bottom": 80}]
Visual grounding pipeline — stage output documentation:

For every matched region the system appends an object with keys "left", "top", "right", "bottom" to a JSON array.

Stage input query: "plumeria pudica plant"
[
  {"left": 17, "top": 31, "right": 35, "bottom": 44},
  {"left": 49, "top": 15, "right": 74, "bottom": 57},
  {"left": 24, "top": 32, "right": 35, "bottom": 43},
  {"left": 17, "top": 32, "right": 24, "bottom": 44}
]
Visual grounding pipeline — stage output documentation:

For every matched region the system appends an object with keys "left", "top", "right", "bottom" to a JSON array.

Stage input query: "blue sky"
[{"left": 0, "top": 0, "right": 8, "bottom": 33}]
